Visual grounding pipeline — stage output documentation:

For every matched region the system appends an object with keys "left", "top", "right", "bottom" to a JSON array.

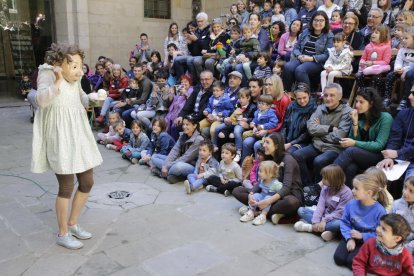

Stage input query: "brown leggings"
[{"left": 56, "top": 169, "right": 94, "bottom": 198}]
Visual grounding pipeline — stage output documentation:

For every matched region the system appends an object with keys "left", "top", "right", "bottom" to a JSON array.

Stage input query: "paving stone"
[
  {"left": 75, "top": 252, "right": 122, "bottom": 276},
  {"left": 1, "top": 254, "right": 37, "bottom": 276},
  {"left": 22, "top": 253, "right": 87, "bottom": 276}
]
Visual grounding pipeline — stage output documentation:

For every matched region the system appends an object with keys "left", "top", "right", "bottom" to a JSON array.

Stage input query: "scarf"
[
  {"left": 286, "top": 98, "right": 316, "bottom": 142},
  {"left": 375, "top": 239, "right": 405, "bottom": 256}
]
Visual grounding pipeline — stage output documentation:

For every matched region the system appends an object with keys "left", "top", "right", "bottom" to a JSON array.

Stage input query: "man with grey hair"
[
  {"left": 360, "top": 8, "right": 384, "bottom": 45},
  {"left": 292, "top": 83, "right": 352, "bottom": 190},
  {"left": 186, "top": 12, "right": 211, "bottom": 83}
]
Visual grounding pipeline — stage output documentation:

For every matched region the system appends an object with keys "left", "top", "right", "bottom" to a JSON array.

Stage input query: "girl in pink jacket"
[{"left": 355, "top": 25, "right": 391, "bottom": 90}]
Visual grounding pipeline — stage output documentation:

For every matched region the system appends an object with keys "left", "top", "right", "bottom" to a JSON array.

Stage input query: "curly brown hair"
[{"left": 44, "top": 43, "right": 85, "bottom": 66}]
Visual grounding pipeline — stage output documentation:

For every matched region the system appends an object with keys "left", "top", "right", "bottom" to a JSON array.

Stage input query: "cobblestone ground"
[{"left": 0, "top": 104, "right": 351, "bottom": 276}]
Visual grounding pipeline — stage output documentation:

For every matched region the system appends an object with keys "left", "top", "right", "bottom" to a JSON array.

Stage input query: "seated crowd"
[{"left": 78, "top": 0, "right": 414, "bottom": 273}]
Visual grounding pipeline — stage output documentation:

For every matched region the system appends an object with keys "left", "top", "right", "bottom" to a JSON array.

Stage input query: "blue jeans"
[
  {"left": 187, "top": 173, "right": 205, "bottom": 190},
  {"left": 242, "top": 136, "right": 263, "bottom": 161},
  {"left": 120, "top": 146, "right": 142, "bottom": 158},
  {"left": 100, "top": 97, "right": 115, "bottom": 116},
  {"left": 406, "top": 163, "right": 414, "bottom": 180},
  {"left": 282, "top": 59, "right": 324, "bottom": 92},
  {"left": 168, "top": 162, "right": 195, "bottom": 178},
  {"left": 173, "top": 55, "right": 189, "bottom": 79},
  {"left": 121, "top": 107, "right": 135, "bottom": 128},
  {"left": 292, "top": 144, "right": 339, "bottom": 187},
  {"left": 213, "top": 124, "right": 246, "bottom": 151},
  {"left": 251, "top": 193, "right": 273, "bottom": 212},
  {"left": 297, "top": 207, "right": 341, "bottom": 233},
  {"left": 150, "top": 153, "right": 168, "bottom": 169},
  {"left": 403, "top": 69, "right": 414, "bottom": 100},
  {"left": 187, "top": 56, "right": 203, "bottom": 81},
  {"left": 334, "top": 146, "right": 383, "bottom": 188}
]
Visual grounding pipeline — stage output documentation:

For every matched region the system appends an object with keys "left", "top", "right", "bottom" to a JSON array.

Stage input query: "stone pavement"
[{"left": 0, "top": 105, "right": 351, "bottom": 276}]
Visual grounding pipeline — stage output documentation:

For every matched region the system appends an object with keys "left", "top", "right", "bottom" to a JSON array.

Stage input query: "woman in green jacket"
[{"left": 334, "top": 88, "right": 393, "bottom": 188}]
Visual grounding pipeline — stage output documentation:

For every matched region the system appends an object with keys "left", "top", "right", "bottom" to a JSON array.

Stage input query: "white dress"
[{"left": 31, "top": 64, "right": 103, "bottom": 174}]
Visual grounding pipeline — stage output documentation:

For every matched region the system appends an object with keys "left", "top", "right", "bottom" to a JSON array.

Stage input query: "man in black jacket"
[{"left": 174, "top": 71, "right": 214, "bottom": 127}]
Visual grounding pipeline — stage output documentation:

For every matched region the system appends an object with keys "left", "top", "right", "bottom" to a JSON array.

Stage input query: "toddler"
[
  {"left": 112, "top": 78, "right": 139, "bottom": 114},
  {"left": 271, "top": 2, "right": 285, "bottom": 23},
  {"left": 384, "top": 26, "right": 414, "bottom": 110},
  {"left": 241, "top": 149, "right": 265, "bottom": 189},
  {"left": 253, "top": 52, "right": 272, "bottom": 79},
  {"left": 353, "top": 214, "right": 413, "bottom": 275},
  {"left": 330, "top": 10, "right": 342, "bottom": 32},
  {"left": 320, "top": 32, "right": 353, "bottom": 92},
  {"left": 294, "top": 165, "right": 353, "bottom": 241},
  {"left": 272, "top": 60, "right": 285, "bottom": 76},
  {"left": 184, "top": 140, "right": 219, "bottom": 194},
  {"left": 391, "top": 176, "right": 414, "bottom": 263},
  {"left": 240, "top": 161, "right": 283, "bottom": 225},
  {"left": 248, "top": 94, "right": 278, "bottom": 140},
  {"left": 205, "top": 143, "right": 242, "bottom": 196},
  {"left": 355, "top": 25, "right": 392, "bottom": 91},
  {"left": 200, "top": 81, "right": 234, "bottom": 139},
  {"left": 261, "top": 1, "right": 274, "bottom": 20},
  {"left": 333, "top": 174, "right": 388, "bottom": 270},
  {"left": 19, "top": 72, "right": 32, "bottom": 100},
  {"left": 391, "top": 23, "right": 408, "bottom": 50},
  {"left": 139, "top": 116, "right": 175, "bottom": 166},
  {"left": 120, "top": 120, "right": 149, "bottom": 164},
  {"left": 107, "top": 120, "right": 131, "bottom": 152},
  {"left": 97, "top": 111, "right": 121, "bottom": 145}
]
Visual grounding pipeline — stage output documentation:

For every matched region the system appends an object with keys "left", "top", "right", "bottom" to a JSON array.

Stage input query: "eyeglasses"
[
  {"left": 368, "top": 15, "right": 380, "bottom": 19},
  {"left": 313, "top": 19, "right": 325, "bottom": 23},
  {"left": 343, "top": 21, "right": 355, "bottom": 25}
]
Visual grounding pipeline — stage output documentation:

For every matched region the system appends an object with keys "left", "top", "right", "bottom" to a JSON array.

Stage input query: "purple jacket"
[
  {"left": 312, "top": 185, "right": 353, "bottom": 224},
  {"left": 165, "top": 87, "right": 193, "bottom": 131}
]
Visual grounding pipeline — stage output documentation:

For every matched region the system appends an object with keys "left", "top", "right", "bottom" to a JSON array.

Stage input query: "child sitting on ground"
[
  {"left": 184, "top": 140, "right": 220, "bottom": 194},
  {"left": 333, "top": 174, "right": 388, "bottom": 270},
  {"left": 120, "top": 120, "right": 150, "bottom": 164},
  {"left": 352, "top": 214, "right": 413, "bottom": 275},
  {"left": 205, "top": 143, "right": 242, "bottom": 196},
  {"left": 97, "top": 111, "right": 122, "bottom": 145},
  {"left": 364, "top": 167, "right": 394, "bottom": 212},
  {"left": 253, "top": 52, "right": 272, "bottom": 79},
  {"left": 107, "top": 120, "right": 131, "bottom": 152},
  {"left": 19, "top": 72, "right": 32, "bottom": 101},
  {"left": 200, "top": 81, "right": 234, "bottom": 139},
  {"left": 240, "top": 160, "right": 283, "bottom": 225},
  {"left": 294, "top": 165, "right": 353, "bottom": 241},
  {"left": 272, "top": 60, "right": 285, "bottom": 76},
  {"left": 139, "top": 116, "right": 175, "bottom": 166},
  {"left": 391, "top": 176, "right": 414, "bottom": 262}
]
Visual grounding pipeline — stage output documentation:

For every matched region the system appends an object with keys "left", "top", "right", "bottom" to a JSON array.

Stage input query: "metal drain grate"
[{"left": 107, "top": 191, "right": 131, "bottom": 200}]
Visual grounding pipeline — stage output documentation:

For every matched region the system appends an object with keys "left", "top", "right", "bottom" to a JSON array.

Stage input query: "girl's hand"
[
  {"left": 315, "top": 221, "right": 326, "bottom": 232},
  {"left": 256, "top": 198, "right": 271, "bottom": 210},
  {"left": 339, "top": 138, "right": 356, "bottom": 148},
  {"left": 248, "top": 194, "right": 256, "bottom": 206},
  {"left": 256, "top": 130, "right": 268, "bottom": 137},
  {"left": 350, "top": 229, "right": 362, "bottom": 240},
  {"left": 239, "top": 121, "right": 249, "bottom": 128},
  {"left": 196, "top": 173, "right": 203, "bottom": 179},
  {"left": 395, "top": 68, "right": 404, "bottom": 74},
  {"left": 350, "top": 109, "right": 358, "bottom": 123},
  {"left": 347, "top": 239, "right": 356, "bottom": 252}
]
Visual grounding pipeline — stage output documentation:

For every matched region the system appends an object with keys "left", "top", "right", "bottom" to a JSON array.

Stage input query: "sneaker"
[
  {"left": 293, "top": 221, "right": 312, "bottom": 232},
  {"left": 68, "top": 224, "right": 92, "bottom": 239},
  {"left": 234, "top": 152, "right": 241, "bottom": 163},
  {"left": 206, "top": 185, "right": 218, "bottom": 192},
  {"left": 397, "top": 99, "right": 408, "bottom": 111},
  {"left": 97, "top": 139, "right": 105, "bottom": 145},
  {"left": 122, "top": 153, "right": 128, "bottom": 159},
  {"left": 271, "top": 213, "right": 285, "bottom": 225},
  {"left": 106, "top": 144, "right": 116, "bottom": 150},
  {"left": 239, "top": 206, "right": 249, "bottom": 216},
  {"left": 252, "top": 214, "right": 267, "bottom": 225},
  {"left": 321, "top": 231, "right": 335, "bottom": 241},
  {"left": 184, "top": 180, "right": 192, "bottom": 194},
  {"left": 138, "top": 159, "right": 147, "bottom": 165},
  {"left": 240, "top": 210, "right": 255, "bottom": 222},
  {"left": 224, "top": 190, "right": 231, "bottom": 197},
  {"left": 150, "top": 167, "right": 162, "bottom": 177},
  {"left": 383, "top": 98, "right": 391, "bottom": 108},
  {"left": 130, "top": 158, "right": 138, "bottom": 164},
  {"left": 95, "top": 115, "right": 105, "bottom": 124},
  {"left": 167, "top": 175, "right": 180, "bottom": 184},
  {"left": 56, "top": 233, "right": 83, "bottom": 249}
]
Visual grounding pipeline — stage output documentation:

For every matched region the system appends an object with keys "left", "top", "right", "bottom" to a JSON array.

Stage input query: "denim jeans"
[
  {"left": 403, "top": 69, "right": 414, "bottom": 100},
  {"left": 150, "top": 153, "right": 168, "bottom": 169},
  {"left": 282, "top": 59, "right": 324, "bottom": 92},
  {"left": 187, "top": 173, "right": 205, "bottom": 189},
  {"left": 169, "top": 162, "right": 195, "bottom": 178},
  {"left": 173, "top": 55, "right": 189, "bottom": 79},
  {"left": 120, "top": 146, "right": 142, "bottom": 159},
  {"left": 334, "top": 146, "right": 383, "bottom": 188},
  {"left": 251, "top": 194, "right": 273, "bottom": 212},
  {"left": 297, "top": 207, "right": 341, "bottom": 233},
  {"left": 121, "top": 107, "right": 135, "bottom": 128},
  {"left": 406, "top": 163, "right": 414, "bottom": 180},
  {"left": 100, "top": 97, "right": 115, "bottom": 116},
  {"left": 130, "top": 110, "right": 156, "bottom": 129},
  {"left": 292, "top": 144, "right": 339, "bottom": 186}
]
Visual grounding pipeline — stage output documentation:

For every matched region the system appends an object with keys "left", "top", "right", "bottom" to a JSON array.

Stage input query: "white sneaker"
[
  {"left": 271, "top": 213, "right": 285, "bottom": 225},
  {"left": 184, "top": 180, "right": 192, "bottom": 195},
  {"left": 293, "top": 221, "right": 312, "bottom": 232},
  {"left": 68, "top": 224, "right": 92, "bottom": 239},
  {"left": 106, "top": 144, "right": 116, "bottom": 150},
  {"left": 321, "top": 231, "right": 335, "bottom": 241},
  {"left": 56, "top": 233, "right": 83, "bottom": 249},
  {"left": 252, "top": 214, "right": 267, "bottom": 225},
  {"left": 239, "top": 206, "right": 249, "bottom": 216},
  {"left": 240, "top": 210, "right": 255, "bottom": 222},
  {"left": 224, "top": 190, "right": 231, "bottom": 197},
  {"left": 234, "top": 152, "right": 241, "bottom": 163}
]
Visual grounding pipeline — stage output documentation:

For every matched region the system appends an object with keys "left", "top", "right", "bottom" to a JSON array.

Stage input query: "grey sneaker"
[
  {"left": 56, "top": 233, "right": 83, "bottom": 249},
  {"left": 167, "top": 175, "right": 181, "bottom": 184},
  {"left": 68, "top": 224, "right": 92, "bottom": 240},
  {"left": 206, "top": 185, "right": 218, "bottom": 192},
  {"left": 130, "top": 158, "right": 138, "bottom": 164},
  {"left": 224, "top": 190, "right": 231, "bottom": 197},
  {"left": 239, "top": 205, "right": 249, "bottom": 216},
  {"left": 184, "top": 180, "right": 192, "bottom": 194}
]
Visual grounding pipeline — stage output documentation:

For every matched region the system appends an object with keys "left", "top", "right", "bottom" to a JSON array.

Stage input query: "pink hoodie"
[{"left": 360, "top": 41, "right": 391, "bottom": 65}]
